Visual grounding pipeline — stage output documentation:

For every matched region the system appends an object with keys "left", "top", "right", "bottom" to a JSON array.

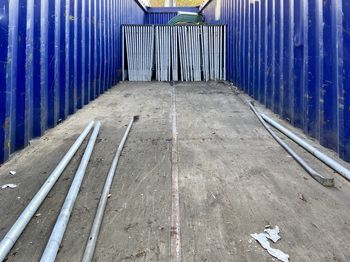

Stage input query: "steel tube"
[
  {"left": 223, "top": 25, "right": 226, "bottom": 80},
  {"left": 82, "top": 116, "right": 136, "bottom": 262},
  {"left": 261, "top": 114, "right": 350, "bottom": 181},
  {"left": 122, "top": 26, "right": 125, "bottom": 81},
  {"left": 249, "top": 103, "right": 334, "bottom": 187},
  {"left": 0, "top": 121, "right": 95, "bottom": 262},
  {"left": 40, "top": 122, "right": 101, "bottom": 262}
]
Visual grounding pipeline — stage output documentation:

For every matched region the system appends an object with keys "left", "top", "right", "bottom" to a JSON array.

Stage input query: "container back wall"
[
  {"left": 144, "top": 7, "right": 200, "bottom": 25},
  {"left": 202, "top": 0, "right": 350, "bottom": 162},
  {"left": 0, "top": 0, "right": 145, "bottom": 164}
]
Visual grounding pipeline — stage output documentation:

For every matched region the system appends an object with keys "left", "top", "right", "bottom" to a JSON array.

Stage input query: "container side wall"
[
  {"left": 202, "top": 0, "right": 350, "bottom": 162},
  {"left": 0, "top": 0, "right": 145, "bottom": 164}
]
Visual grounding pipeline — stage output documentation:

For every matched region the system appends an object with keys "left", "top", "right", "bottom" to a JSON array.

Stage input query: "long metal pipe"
[
  {"left": 261, "top": 114, "right": 350, "bottom": 182},
  {"left": 40, "top": 122, "right": 101, "bottom": 262},
  {"left": 249, "top": 102, "right": 334, "bottom": 187},
  {"left": 0, "top": 121, "right": 95, "bottom": 262},
  {"left": 82, "top": 116, "right": 136, "bottom": 262},
  {"left": 122, "top": 26, "right": 125, "bottom": 81}
]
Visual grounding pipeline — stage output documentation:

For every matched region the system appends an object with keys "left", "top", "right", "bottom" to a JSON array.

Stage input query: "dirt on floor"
[{"left": 0, "top": 81, "right": 350, "bottom": 262}]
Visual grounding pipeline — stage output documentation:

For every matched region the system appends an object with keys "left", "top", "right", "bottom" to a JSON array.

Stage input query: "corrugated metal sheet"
[
  {"left": 2, "top": 0, "right": 350, "bottom": 164},
  {"left": 122, "top": 24, "right": 226, "bottom": 82},
  {"left": 145, "top": 12, "right": 178, "bottom": 25},
  {"left": 145, "top": 7, "right": 199, "bottom": 25},
  {"left": 202, "top": 0, "right": 350, "bottom": 162},
  {"left": 0, "top": 0, "right": 145, "bottom": 164}
]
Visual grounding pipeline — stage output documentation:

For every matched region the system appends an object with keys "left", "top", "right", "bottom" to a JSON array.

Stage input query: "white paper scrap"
[
  {"left": 251, "top": 226, "right": 289, "bottom": 262},
  {"left": 264, "top": 226, "right": 281, "bottom": 243}
]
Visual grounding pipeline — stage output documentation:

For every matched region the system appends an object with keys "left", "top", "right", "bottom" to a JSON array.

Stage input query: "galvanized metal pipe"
[
  {"left": 124, "top": 26, "right": 132, "bottom": 81},
  {"left": 0, "top": 121, "right": 95, "bottom": 262},
  {"left": 249, "top": 102, "right": 334, "bottom": 187},
  {"left": 195, "top": 26, "right": 201, "bottom": 81},
  {"left": 209, "top": 26, "right": 213, "bottom": 80},
  {"left": 261, "top": 114, "right": 350, "bottom": 182},
  {"left": 223, "top": 25, "right": 226, "bottom": 80},
  {"left": 123, "top": 25, "right": 225, "bottom": 82},
  {"left": 40, "top": 122, "right": 101, "bottom": 262},
  {"left": 82, "top": 116, "right": 136, "bottom": 262},
  {"left": 122, "top": 26, "right": 125, "bottom": 81},
  {"left": 135, "top": 26, "right": 139, "bottom": 81},
  {"left": 167, "top": 27, "right": 171, "bottom": 81},
  {"left": 155, "top": 26, "right": 159, "bottom": 81},
  {"left": 177, "top": 27, "right": 184, "bottom": 81}
]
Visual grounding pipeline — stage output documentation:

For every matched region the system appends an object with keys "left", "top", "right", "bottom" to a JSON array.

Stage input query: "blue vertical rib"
[
  {"left": 47, "top": 1, "right": 56, "bottom": 128},
  {"left": 292, "top": 0, "right": 304, "bottom": 128},
  {"left": 341, "top": 0, "right": 350, "bottom": 161},
  {"left": 16, "top": 1, "right": 28, "bottom": 150},
  {"left": 25, "top": 0, "right": 34, "bottom": 146},
  {"left": 68, "top": 0, "right": 76, "bottom": 114},
  {"left": 55, "top": 0, "right": 62, "bottom": 123},
  {"left": 39, "top": 0, "right": 48, "bottom": 133},
  {"left": 6, "top": 0, "right": 19, "bottom": 154},
  {"left": 306, "top": 0, "right": 318, "bottom": 138},
  {"left": 59, "top": 0, "right": 67, "bottom": 120},
  {"left": 0, "top": 0, "right": 10, "bottom": 162},
  {"left": 321, "top": 0, "right": 339, "bottom": 151}
]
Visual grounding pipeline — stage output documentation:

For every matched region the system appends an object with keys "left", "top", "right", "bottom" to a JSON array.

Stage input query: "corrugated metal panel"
[
  {"left": 0, "top": 0, "right": 145, "bottom": 164},
  {"left": 122, "top": 25, "right": 226, "bottom": 82},
  {"left": 202, "top": 0, "right": 350, "bottom": 162},
  {"left": 145, "top": 7, "right": 200, "bottom": 25},
  {"left": 145, "top": 12, "right": 178, "bottom": 25}
]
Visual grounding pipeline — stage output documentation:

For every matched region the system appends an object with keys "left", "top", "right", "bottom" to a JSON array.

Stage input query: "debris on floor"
[
  {"left": 1, "top": 184, "right": 18, "bottom": 190},
  {"left": 251, "top": 226, "right": 289, "bottom": 262},
  {"left": 298, "top": 193, "right": 307, "bottom": 202},
  {"left": 9, "top": 171, "right": 16, "bottom": 175}
]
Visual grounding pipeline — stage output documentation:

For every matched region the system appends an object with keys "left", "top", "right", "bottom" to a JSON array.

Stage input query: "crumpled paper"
[{"left": 251, "top": 226, "right": 289, "bottom": 262}]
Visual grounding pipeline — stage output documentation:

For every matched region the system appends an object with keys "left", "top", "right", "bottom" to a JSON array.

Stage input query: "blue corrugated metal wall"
[
  {"left": 0, "top": 0, "right": 145, "bottom": 164},
  {"left": 144, "top": 7, "right": 200, "bottom": 25},
  {"left": 145, "top": 12, "right": 178, "bottom": 25},
  {"left": 202, "top": 0, "right": 350, "bottom": 162},
  {"left": 2, "top": 0, "right": 350, "bottom": 164}
]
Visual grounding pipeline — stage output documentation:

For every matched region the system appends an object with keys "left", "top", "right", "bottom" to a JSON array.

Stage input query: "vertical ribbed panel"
[
  {"left": 202, "top": 0, "right": 350, "bottom": 162},
  {"left": 145, "top": 12, "right": 178, "bottom": 24},
  {"left": 0, "top": 0, "right": 145, "bottom": 164},
  {"left": 123, "top": 25, "right": 226, "bottom": 82}
]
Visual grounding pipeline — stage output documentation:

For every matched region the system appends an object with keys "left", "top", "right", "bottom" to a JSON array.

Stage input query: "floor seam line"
[{"left": 170, "top": 86, "right": 181, "bottom": 262}]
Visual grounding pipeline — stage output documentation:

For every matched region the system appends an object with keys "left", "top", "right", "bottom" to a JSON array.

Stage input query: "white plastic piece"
[
  {"left": 251, "top": 226, "right": 289, "bottom": 262},
  {"left": 1, "top": 184, "right": 17, "bottom": 189}
]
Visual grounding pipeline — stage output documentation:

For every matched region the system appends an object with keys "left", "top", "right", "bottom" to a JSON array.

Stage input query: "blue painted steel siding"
[
  {"left": 145, "top": 12, "right": 178, "bottom": 25},
  {"left": 202, "top": 0, "right": 350, "bottom": 162},
  {"left": 0, "top": 1, "right": 10, "bottom": 162},
  {"left": 0, "top": 0, "right": 145, "bottom": 164},
  {"left": 144, "top": 7, "right": 200, "bottom": 25}
]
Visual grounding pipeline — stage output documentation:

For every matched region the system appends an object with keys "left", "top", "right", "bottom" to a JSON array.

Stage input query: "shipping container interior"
[
  {"left": 1, "top": 0, "right": 350, "bottom": 164},
  {"left": 202, "top": 0, "right": 350, "bottom": 163},
  {"left": 1, "top": 0, "right": 350, "bottom": 261}
]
